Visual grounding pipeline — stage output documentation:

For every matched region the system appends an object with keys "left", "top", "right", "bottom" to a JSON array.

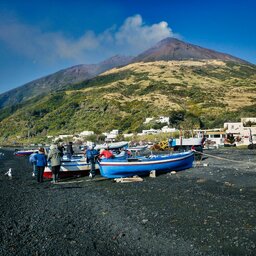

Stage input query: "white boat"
[
  {"left": 168, "top": 137, "right": 204, "bottom": 150},
  {"left": 127, "top": 145, "right": 148, "bottom": 152},
  {"left": 44, "top": 157, "right": 99, "bottom": 179},
  {"left": 95, "top": 141, "right": 128, "bottom": 150},
  {"left": 14, "top": 149, "right": 37, "bottom": 156}
]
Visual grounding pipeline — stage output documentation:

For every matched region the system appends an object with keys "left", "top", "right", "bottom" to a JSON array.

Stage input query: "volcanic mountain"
[
  {"left": 133, "top": 38, "right": 248, "bottom": 64},
  {"left": 0, "top": 37, "right": 250, "bottom": 110}
]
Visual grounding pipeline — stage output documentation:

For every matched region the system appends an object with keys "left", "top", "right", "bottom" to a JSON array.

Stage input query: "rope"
[{"left": 194, "top": 150, "right": 256, "bottom": 166}]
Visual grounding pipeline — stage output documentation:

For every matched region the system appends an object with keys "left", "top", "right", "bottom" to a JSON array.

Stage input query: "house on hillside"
[
  {"left": 140, "top": 129, "right": 160, "bottom": 135},
  {"left": 143, "top": 116, "right": 170, "bottom": 125},
  {"left": 161, "top": 126, "right": 176, "bottom": 133},
  {"left": 123, "top": 133, "right": 134, "bottom": 138},
  {"left": 53, "top": 134, "right": 73, "bottom": 142},
  {"left": 157, "top": 116, "right": 170, "bottom": 125},
  {"left": 144, "top": 118, "right": 154, "bottom": 124},
  {"left": 104, "top": 129, "right": 119, "bottom": 142},
  {"left": 79, "top": 131, "right": 94, "bottom": 136}
]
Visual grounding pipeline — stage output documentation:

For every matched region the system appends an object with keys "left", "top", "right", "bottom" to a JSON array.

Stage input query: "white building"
[
  {"left": 224, "top": 121, "right": 256, "bottom": 146},
  {"left": 144, "top": 117, "right": 154, "bottom": 124},
  {"left": 224, "top": 122, "right": 244, "bottom": 135},
  {"left": 240, "top": 127, "right": 256, "bottom": 145},
  {"left": 144, "top": 116, "right": 170, "bottom": 125},
  {"left": 53, "top": 134, "right": 73, "bottom": 142},
  {"left": 141, "top": 129, "right": 160, "bottom": 135},
  {"left": 79, "top": 131, "right": 94, "bottom": 136},
  {"left": 157, "top": 116, "right": 170, "bottom": 125},
  {"left": 104, "top": 129, "right": 119, "bottom": 142},
  {"left": 161, "top": 126, "right": 176, "bottom": 133},
  {"left": 58, "top": 134, "right": 73, "bottom": 139},
  {"left": 123, "top": 133, "right": 134, "bottom": 138},
  {"left": 110, "top": 130, "right": 119, "bottom": 135}
]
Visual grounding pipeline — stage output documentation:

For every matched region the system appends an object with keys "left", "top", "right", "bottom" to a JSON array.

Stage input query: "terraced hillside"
[{"left": 0, "top": 60, "right": 255, "bottom": 144}]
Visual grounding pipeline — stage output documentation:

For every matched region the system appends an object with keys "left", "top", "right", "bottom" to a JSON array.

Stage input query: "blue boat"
[{"left": 98, "top": 151, "right": 195, "bottom": 178}]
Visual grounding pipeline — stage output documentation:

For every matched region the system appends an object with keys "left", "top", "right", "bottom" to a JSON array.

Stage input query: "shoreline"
[{"left": 1, "top": 147, "right": 256, "bottom": 255}]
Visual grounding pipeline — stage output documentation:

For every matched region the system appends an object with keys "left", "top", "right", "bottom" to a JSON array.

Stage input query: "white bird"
[{"left": 5, "top": 168, "right": 12, "bottom": 177}]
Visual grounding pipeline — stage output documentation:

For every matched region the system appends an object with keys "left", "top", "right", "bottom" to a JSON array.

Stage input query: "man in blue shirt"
[
  {"left": 34, "top": 148, "right": 47, "bottom": 183},
  {"left": 29, "top": 151, "right": 38, "bottom": 177},
  {"left": 86, "top": 144, "right": 99, "bottom": 178}
]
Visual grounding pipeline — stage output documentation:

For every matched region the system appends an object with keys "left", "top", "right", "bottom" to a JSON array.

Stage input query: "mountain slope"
[
  {"left": 0, "top": 55, "right": 132, "bottom": 109},
  {"left": 133, "top": 38, "right": 248, "bottom": 64},
  {"left": 0, "top": 38, "right": 249, "bottom": 110},
  {"left": 0, "top": 59, "right": 255, "bottom": 144}
]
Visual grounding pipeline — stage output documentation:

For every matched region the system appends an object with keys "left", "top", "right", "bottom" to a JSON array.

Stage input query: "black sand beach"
[{"left": 0, "top": 148, "right": 256, "bottom": 255}]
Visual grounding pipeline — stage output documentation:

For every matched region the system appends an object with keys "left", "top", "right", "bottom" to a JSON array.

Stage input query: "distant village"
[{"left": 45, "top": 116, "right": 256, "bottom": 148}]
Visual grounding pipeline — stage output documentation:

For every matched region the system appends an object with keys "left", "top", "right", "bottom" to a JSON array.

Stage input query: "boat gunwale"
[{"left": 99, "top": 151, "right": 194, "bottom": 167}]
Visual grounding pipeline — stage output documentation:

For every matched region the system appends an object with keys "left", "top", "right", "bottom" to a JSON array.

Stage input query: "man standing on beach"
[
  {"left": 47, "top": 144, "right": 62, "bottom": 183},
  {"left": 66, "top": 142, "right": 74, "bottom": 159},
  {"left": 86, "top": 144, "right": 99, "bottom": 178},
  {"left": 29, "top": 150, "right": 38, "bottom": 177},
  {"left": 34, "top": 148, "right": 47, "bottom": 183}
]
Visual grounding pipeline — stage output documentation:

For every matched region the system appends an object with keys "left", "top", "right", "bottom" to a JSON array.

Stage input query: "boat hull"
[
  {"left": 44, "top": 160, "right": 99, "bottom": 178},
  {"left": 98, "top": 151, "right": 194, "bottom": 178},
  {"left": 95, "top": 141, "right": 128, "bottom": 150},
  {"left": 14, "top": 150, "right": 36, "bottom": 156}
]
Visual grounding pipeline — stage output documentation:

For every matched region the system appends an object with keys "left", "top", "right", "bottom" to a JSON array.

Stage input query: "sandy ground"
[{"left": 0, "top": 147, "right": 256, "bottom": 255}]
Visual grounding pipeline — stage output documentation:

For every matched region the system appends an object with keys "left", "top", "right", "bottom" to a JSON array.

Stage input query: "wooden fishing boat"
[
  {"left": 14, "top": 149, "right": 37, "bottom": 156},
  {"left": 44, "top": 157, "right": 99, "bottom": 178},
  {"left": 127, "top": 145, "right": 148, "bottom": 152},
  {"left": 98, "top": 151, "right": 194, "bottom": 178},
  {"left": 95, "top": 141, "right": 129, "bottom": 150}
]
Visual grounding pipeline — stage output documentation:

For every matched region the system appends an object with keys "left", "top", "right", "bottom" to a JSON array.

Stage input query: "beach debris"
[
  {"left": 224, "top": 181, "right": 234, "bottom": 187},
  {"left": 194, "top": 161, "right": 209, "bottom": 167},
  {"left": 149, "top": 170, "right": 156, "bottom": 178},
  {"left": 4, "top": 168, "right": 12, "bottom": 178},
  {"left": 114, "top": 176, "right": 143, "bottom": 183},
  {"left": 196, "top": 178, "right": 207, "bottom": 184},
  {"left": 112, "top": 232, "right": 125, "bottom": 240},
  {"left": 170, "top": 171, "right": 177, "bottom": 175},
  {"left": 142, "top": 219, "right": 149, "bottom": 224}
]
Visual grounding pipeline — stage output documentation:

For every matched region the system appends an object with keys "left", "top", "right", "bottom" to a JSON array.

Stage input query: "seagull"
[{"left": 5, "top": 168, "right": 12, "bottom": 178}]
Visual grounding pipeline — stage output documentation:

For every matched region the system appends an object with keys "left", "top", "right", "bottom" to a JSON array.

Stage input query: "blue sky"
[{"left": 0, "top": 0, "right": 255, "bottom": 94}]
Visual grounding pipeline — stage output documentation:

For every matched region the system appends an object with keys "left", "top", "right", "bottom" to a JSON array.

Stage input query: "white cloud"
[
  {"left": 0, "top": 14, "right": 177, "bottom": 64},
  {"left": 114, "top": 15, "right": 174, "bottom": 53}
]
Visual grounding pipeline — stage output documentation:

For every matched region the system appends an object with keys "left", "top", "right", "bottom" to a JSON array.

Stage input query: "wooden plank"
[{"left": 114, "top": 176, "right": 143, "bottom": 183}]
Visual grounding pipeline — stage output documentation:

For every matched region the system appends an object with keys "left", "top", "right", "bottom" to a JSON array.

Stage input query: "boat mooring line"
[{"left": 195, "top": 150, "right": 256, "bottom": 166}]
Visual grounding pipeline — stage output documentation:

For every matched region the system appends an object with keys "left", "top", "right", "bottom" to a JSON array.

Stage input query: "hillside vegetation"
[
  {"left": 0, "top": 55, "right": 132, "bottom": 109},
  {"left": 0, "top": 60, "right": 256, "bottom": 144}
]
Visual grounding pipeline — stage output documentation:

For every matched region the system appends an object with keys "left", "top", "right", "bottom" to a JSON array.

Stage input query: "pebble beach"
[{"left": 1, "top": 147, "right": 256, "bottom": 255}]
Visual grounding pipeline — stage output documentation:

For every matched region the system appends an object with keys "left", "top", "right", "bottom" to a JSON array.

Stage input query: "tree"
[{"left": 169, "top": 111, "right": 185, "bottom": 127}]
